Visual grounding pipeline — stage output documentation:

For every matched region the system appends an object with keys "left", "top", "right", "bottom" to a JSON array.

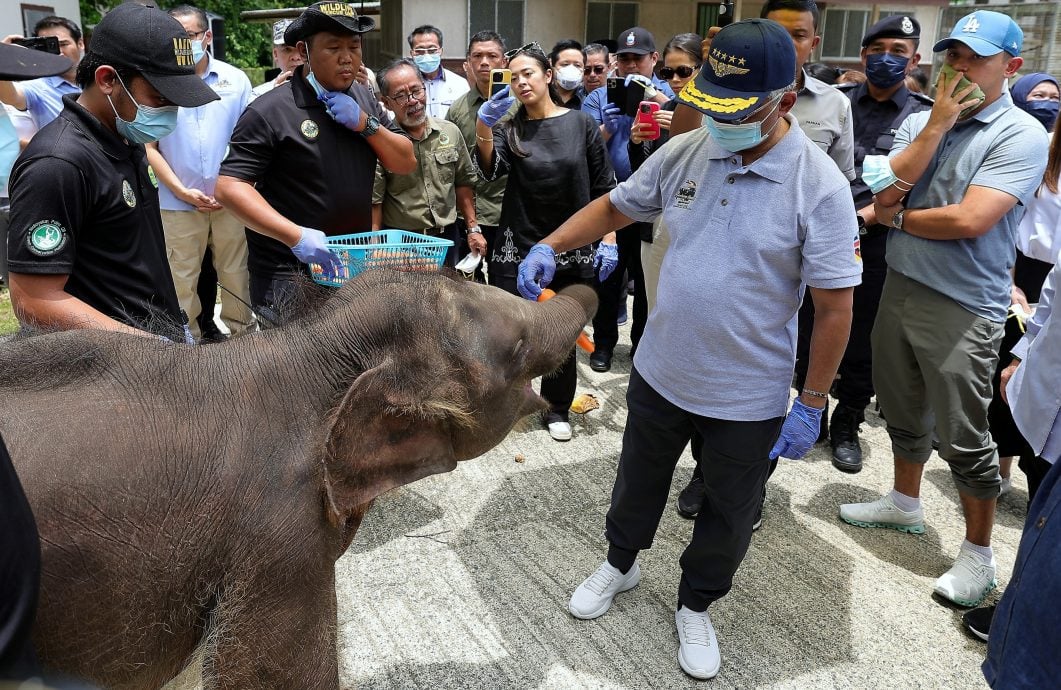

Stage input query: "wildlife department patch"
[
  {"left": 301, "top": 119, "right": 320, "bottom": 140},
  {"left": 122, "top": 179, "right": 137, "bottom": 207},
  {"left": 27, "top": 220, "right": 67, "bottom": 256}
]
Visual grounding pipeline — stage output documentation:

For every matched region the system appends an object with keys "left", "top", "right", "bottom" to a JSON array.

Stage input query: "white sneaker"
[
  {"left": 839, "top": 494, "right": 925, "bottom": 534},
  {"left": 548, "top": 421, "right": 572, "bottom": 441},
  {"left": 569, "top": 561, "right": 640, "bottom": 620},
  {"left": 934, "top": 545, "right": 997, "bottom": 607},
  {"left": 676, "top": 606, "right": 721, "bottom": 680}
]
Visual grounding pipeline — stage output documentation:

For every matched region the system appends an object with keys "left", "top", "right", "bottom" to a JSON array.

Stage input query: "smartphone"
[
  {"left": 636, "top": 101, "right": 661, "bottom": 141},
  {"left": 490, "top": 68, "right": 511, "bottom": 98},
  {"left": 606, "top": 77, "right": 628, "bottom": 115},
  {"left": 718, "top": 1, "right": 735, "bottom": 27},
  {"left": 13, "top": 36, "right": 60, "bottom": 54}
]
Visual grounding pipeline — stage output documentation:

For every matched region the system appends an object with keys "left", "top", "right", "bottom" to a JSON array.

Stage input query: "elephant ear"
[{"left": 321, "top": 361, "right": 459, "bottom": 529}]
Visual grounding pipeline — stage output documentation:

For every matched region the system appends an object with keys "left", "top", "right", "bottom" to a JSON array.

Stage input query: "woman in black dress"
[{"left": 475, "top": 44, "right": 616, "bottom": 441}]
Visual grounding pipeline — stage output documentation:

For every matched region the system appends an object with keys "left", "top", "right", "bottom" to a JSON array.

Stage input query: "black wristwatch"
[{"left": 360, "top": 115, "right": 381, "bottom": 137}]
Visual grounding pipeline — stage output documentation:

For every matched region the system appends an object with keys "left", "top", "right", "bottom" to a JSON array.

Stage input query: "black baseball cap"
[
  {"left": 88, "top": 2, "right": 218, "bottom": 108},
  {"left": 284, "top": 2, "right": 376, "bottom": 47},
  {"left": 0, "top": 42, "right": 72, "bottom": 80},
  {"left": 677, "top": 19, "right": 795, "bottom": 122},
  {"left": 614, "top": 27, "right": 656, "bottom": 56}
]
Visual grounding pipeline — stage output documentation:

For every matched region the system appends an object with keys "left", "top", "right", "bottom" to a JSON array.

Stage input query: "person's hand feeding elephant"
[{"left": 517, "top": 243, "right": 556, "bottom": 300}]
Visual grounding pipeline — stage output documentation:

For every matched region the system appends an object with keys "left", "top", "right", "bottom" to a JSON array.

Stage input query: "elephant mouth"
[{"left": 521, "top": 381, "right": 548, "bottom": 413}]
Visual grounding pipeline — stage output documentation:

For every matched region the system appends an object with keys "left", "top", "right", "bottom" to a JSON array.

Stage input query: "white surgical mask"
[
  {"left": 556, "top": 65, "right": 583, "bottom": 91},
  {"left": 704, "top": 97, "right": 782, "bottom": 153},
  {"left": 414, "top": 53, "right": 442, "bottom": 75},
  {"left": 191, "top": 39, "right": 206, "bottom": 64}
]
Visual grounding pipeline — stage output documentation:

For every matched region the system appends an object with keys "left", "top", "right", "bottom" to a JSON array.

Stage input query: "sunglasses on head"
[
  {"left": 504, "top": 41, "right": 544, "bottom": 60},
  {"left": 659, "top": 66, "right": 696, "bottom": 80},
  {"left": 583, "top": 65, "right": 606, "bottom": 75}
]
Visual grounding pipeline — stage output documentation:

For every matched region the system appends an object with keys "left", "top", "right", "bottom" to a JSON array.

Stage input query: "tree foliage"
[{"left": 79, "top": 1, "right": 289, "bottom": 69}]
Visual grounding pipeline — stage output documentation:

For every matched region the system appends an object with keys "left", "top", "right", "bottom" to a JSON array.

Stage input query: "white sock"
[
  {"left": 888, "top": 489, "right": 921, "bottom": 512},
  {"left": 962, "top": 539, "right": 994, "bottom": 562}
]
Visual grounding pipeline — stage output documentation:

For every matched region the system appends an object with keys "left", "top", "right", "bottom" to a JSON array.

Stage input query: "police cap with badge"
[
  {"left": 284, "top": 2, "right": 376, "bottom": 46},
  {"left": 861, "top": 15, "right": 920, "bottom": 48},
  {"left": 677, "top": 19, "right": 795, "bottom": 121}
]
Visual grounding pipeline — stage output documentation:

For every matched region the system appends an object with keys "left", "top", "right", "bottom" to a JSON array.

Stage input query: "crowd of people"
[{"left": 0, "top": 0, "right": 1058, "bottom": 686}]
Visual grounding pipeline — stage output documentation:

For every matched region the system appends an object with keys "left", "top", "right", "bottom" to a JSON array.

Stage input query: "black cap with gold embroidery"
[
  {"left": 677, "top": 19, "right": 795, "bottom": 122},
  {"left": 284, "top": 2, "right": 376, "bottom": 46},
  {"left": 88, "top": 2, "right": 219, "bottom": 107}
]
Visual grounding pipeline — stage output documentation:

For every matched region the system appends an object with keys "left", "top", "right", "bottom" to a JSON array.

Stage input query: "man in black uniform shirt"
[
  {"left": 5, "top": 2, "right": 219, "bottom": 339},
  {"left": 215, "top": 1, "right": 414, "bottom": 320},
  {"left": 823, "top": 15, "right": 933, "bottom": 472}
]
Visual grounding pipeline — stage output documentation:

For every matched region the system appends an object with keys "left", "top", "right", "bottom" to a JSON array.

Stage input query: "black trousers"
[
  {"left": 0, "top": 434, "right": 41, "bottom": 680},
  {"left": 606, "top": 368, "right": 784, "bottom": 611},
  {"left": 795, "top": 230, "right": 887, "bottom": 409},
  {"left": 592, "top": 223, "right": 647, "bottom": 353},
  {"left": 490, "top": 271, "right": 582, "bottom": 419},
  {"left": 196, "top": 246, "right": 219, "bottom": 333}
]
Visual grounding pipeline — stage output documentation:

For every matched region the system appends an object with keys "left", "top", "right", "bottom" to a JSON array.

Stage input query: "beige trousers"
[{"left": 161, "top": 208, "right": 254, "bottom": 338}]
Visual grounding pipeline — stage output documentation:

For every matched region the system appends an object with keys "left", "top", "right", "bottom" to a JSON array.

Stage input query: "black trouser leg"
[
  {"left": 619, "top": 224, "right": 647, "bottom": 351},
  {"left": 592, "top": 223, "right": 643, "bottom": 353},
  {"left": 196, "top": 246, "right": 219, "bottom": 334},
  {"left": 834, "top": 233, "right": 887, "bottom": 410},
  {"left": 0, "top": 434, "right": 42, "bottom": 680},
  {"left": 249, "top": 271, "right": 300, "bottom": 329}
]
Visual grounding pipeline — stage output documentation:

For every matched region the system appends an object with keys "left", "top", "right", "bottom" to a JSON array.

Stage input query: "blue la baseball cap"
[
  {"left": 677, "top": 19, "right": 795, "bottom": 122},
  {"left": 933, "top": 10, "right": 1023, "bottom": 57}
]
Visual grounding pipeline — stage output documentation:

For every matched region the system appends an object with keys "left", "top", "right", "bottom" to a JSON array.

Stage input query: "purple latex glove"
[
  {"left": 477, "top": 85, "right": 515, "bottom": 128},
  {"left": 291, "top": 227, "right": 343, "bottom": 278},
  {"left": 320, "top": 91, "right": 363, "bottom": 131},
  {"left": 601, "top": 102, "right": 624, "bottom": 136},
  {"left": 517, "top": 243, "right": 557, "bottom": 300},
  {"left": 769, "top": 398, "right": 824, "bottom": 460},
  {"left": 593, "top": 241, "right": 619, "bottom": 281}
]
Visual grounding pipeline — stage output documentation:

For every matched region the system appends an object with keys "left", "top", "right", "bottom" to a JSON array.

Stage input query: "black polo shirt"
[
  {"left": 6, "top": 94, "right": 182, "bottom": 334},
  {"left": 219, "top": 65, "right": 401, "bottom": 277}
]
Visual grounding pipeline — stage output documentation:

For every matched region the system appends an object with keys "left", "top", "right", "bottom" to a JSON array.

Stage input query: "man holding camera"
[{"left": 0, "top": 16, "right": 84, "bottom": 129}]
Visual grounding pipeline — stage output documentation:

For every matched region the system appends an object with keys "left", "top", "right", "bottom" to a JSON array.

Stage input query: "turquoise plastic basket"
[{"left": 309, "top": 230, "right": 454, "bottom": 287}]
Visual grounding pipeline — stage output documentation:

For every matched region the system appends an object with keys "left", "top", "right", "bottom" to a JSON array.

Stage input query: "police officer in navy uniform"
[
  {"left": 215, "top": 2, "right": 414, "bottom": 322},
  {"left": 6, "top": 3, "right": 219, "bottom": 340},
  {"left": 826, "top": 15, "right": 933, "bottom": 472}
]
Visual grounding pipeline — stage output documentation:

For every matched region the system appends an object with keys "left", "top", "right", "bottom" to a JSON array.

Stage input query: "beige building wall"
[
  {"left": 400, "top": 0, "right": 468, "bottom": 57},
  {"left": 526, "top": 0, "right": 585, "bottom": 52}
]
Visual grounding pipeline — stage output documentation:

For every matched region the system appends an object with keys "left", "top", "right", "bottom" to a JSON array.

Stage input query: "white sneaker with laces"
[
  {"left": 548, "top": 421, "right": 572, "bottom": 441},
  {"left": 934, "top": 545, "right": 997, "bottom": 607},
  {"left": 839, "top": 494, "right": 925, "bottom": 534},
  {"left": 676, "top": 606, "right": 721, "bottom": 680},
  {"left": 569, "top": 561, "right": 640, "bottom": 619}
]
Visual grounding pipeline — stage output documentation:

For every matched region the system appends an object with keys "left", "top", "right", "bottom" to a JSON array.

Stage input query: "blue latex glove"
[
  {"left": 291, "top": 227, "right": 343, "bottom": 278},
  {"left": 624, "top": 73, "right": 657, "bottom": 100},
  {"left": 477, "top": 85, "right": 515, "bottom": 128},
  {"left": 769, "top": 398, "right": 824, "bottom": 460},
  {"left": 601, "top": 103, "right": 623, "bottom": 136},
  {"left": 320, "top": 91, "right": 362, "bottom": 130},
  {"left": 516, "top": 243, "right": 557, "bottom": 300},
  {"left": 593, "top": 241, "right": 619, "bottom": 281}
]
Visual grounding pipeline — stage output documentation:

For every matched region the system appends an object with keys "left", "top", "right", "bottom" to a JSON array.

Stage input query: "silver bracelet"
[{"left": 802, "top": 387, "right": 829, "bottom": 400}]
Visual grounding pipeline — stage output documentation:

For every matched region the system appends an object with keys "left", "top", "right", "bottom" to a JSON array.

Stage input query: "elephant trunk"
[{"left": 525, "top": 283, "right": 598, "bottom": 375}]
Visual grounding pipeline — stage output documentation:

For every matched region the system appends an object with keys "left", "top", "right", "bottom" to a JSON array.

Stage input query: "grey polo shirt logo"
[{"left": 675, "top": 180, "right": 697, "bottom": 209}]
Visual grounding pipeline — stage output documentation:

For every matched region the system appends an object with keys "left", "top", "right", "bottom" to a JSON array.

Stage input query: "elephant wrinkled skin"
[{"left": 0, "top": 270, "right": 596, "bottom": 690}]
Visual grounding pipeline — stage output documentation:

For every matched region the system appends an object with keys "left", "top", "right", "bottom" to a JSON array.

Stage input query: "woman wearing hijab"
[{"left": 1011, "top": 72, "right": 1060, "bottom": 131}]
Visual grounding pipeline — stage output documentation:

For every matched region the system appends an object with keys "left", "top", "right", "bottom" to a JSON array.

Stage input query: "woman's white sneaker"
[
  {"left": 568, "top": 561, "right": 640, "bottom": 619},
  {"left": 676, "top": 606, "right": 721, "bottom": 680}
]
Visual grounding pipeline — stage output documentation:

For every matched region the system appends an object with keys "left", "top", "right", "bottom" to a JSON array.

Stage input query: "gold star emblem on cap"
[
  {"left": 728, "top": 54, "right": 737, "bottom": 63},
  {"left": 738, "top": 57, "right": 746, "bottom": 66},
  {"left": 719, "top": 51, "right": 728, "bottom": 62}
]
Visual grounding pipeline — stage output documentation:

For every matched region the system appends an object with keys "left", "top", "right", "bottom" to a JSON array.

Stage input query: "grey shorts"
[{"left": 872, "top": 270, "right": 1003, "bottom": 500}]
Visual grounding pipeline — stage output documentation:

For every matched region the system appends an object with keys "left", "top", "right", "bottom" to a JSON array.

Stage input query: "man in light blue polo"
[
  {"left": 0, "top": 16, "right": 83, "bottom": 129},
  {"left": 840, "top": 11, "right": 1049, "bottom": 609},
  {"left": 146, "top": 4, "right": 254, "bottom": 339},
  {"left": 518, "top": 19, "right": 860, "bottom": 680}
]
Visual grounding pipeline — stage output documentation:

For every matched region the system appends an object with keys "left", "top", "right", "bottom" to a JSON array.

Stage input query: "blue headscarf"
[{"left": 1012, "top": 72, "right": 1059, "bottom": 131}]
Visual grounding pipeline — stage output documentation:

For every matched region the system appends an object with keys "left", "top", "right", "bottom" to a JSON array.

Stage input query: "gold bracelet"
[
  {"left": 476, "top": 134, "right": 493, "bottom": 143},
  {"left": 802, "top": 387, "right": 829, "bottom": 400}
]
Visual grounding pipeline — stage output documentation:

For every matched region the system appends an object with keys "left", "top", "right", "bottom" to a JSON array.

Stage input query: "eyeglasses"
[
  {"left": 659, "top": 66, "right": 696, "bottom": 80},
  {"left": 583, "top": 65, "right": 606, "bottom": 76},
  {"left": 185, "top": 29, "right": 208, "bottom": 40},
  {"left": 504, "top": 41, "right": 543, "bottom": 60},
  {"left": 386, "top": 86, "right": 426, "bottom": 105},
  {"left": 412, "top": 47, "right": 440, "bottom": 55}
]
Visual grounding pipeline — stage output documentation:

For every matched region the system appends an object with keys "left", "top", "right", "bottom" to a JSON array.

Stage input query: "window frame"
[
  {"left": 467, "top": 0, "right": 526, "bottom": 47},
  {"left": 586, "top": 1, "right": 641, "bottom": 45}
]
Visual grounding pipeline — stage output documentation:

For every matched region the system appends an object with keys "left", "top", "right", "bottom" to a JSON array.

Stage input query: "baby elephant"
[{"left": 0, "top": 270, "right": 596, "bottom": 689}]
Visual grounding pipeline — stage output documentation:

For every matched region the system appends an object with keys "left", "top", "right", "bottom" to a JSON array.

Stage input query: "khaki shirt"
[
  {"left": 372, "top": 117, "right": 477, "bottom": 230},
  {"left": 445, "top": 87, "right": 517, "bottom": 226}
]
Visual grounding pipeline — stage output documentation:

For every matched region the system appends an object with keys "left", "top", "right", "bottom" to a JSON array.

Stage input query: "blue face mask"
[
  {"left": 0, "top": 110, "right": 20, "bottom": 191},
  {"left": 704, "top": 97, "right": 782, "bottom": 153},
  {"left": 1024, "top": 100, "right": 1059, "bottom": 131},
  {"left": 864, "top": 53, "right": 909, "bottom": 89},
  {"left": 414, "top": 53, "right": 441, "bottom": 75},
  {"left": 107, "top": 73, "right": 179, "bottom": 145},
  {"left": 192, "top": 39, "right": 206, "bottom": 64}
]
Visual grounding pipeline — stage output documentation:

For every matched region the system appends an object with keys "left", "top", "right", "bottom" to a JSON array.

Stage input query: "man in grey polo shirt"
[
  {"left": 518, "top": 20, "right": 860, "bottom": 680},
  {"left": 840, "top": 10, "right": 1048, "bottom": 609}
]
